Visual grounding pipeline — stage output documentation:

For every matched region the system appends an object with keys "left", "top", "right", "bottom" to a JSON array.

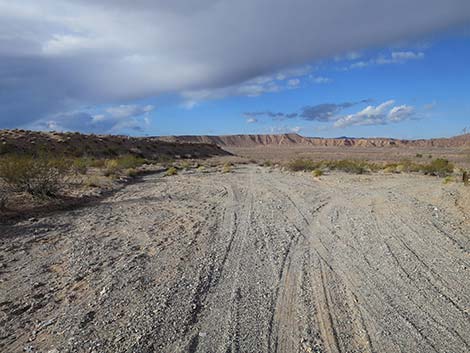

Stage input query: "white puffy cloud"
[
  {"left": 333, "top": 100, "right": 416, "bottom": 128},
  {"left": 0, "top": 0, "right": 469, "bottom": 129},
  {"left": 388, "top": 105, "right": 415, "bottom": 122}
]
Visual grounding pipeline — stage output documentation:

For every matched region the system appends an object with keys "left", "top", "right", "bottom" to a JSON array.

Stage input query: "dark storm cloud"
[{"left": 1, "top": 0, "right": 469, "bottom": 131}]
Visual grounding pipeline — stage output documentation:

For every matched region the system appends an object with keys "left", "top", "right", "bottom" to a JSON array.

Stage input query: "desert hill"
[
  {"left": 0, "top": 129, "right": 230, "bottom": 159},
  {"left": 157, "top": 133, "right": 470, "bottom": 148}
]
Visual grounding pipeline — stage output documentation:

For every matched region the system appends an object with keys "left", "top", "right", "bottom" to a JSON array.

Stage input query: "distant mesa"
[{"left": 156, "top": 133, "right": 470, "bottom": 148}]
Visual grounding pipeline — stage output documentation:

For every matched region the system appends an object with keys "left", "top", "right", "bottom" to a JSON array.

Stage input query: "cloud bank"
[
  {"left": 1, "top": 0, "right": 469, "bottom": 129},
  {"left": 243, "top": 100, "right": 417, "bottom": 129}
]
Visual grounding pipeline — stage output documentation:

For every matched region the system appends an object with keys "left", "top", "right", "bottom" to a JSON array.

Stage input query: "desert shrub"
[
  {"left": 180, "top": 160, "right": 191, "bottom": 170},
  {"left": 443, "top": 176, "right": 454, "bottom": 184},
  {"left": 72, "top": 157, "right": 93, "bottom": 175},
  {"left": 0, "top": 142, "right": 13, "bottom": 155},
  {"left": 325, "top": 160, "right": 374, "bottom": 174},
  {"left": 422, "top": 158, "right": 454, "bottom": 177},
  {"left": 0, "top": 154, "right": 70, "bottom": 199},
  {"left": 166, "top": 166, "right": 178, "bottom": 176},
  {"left": 115, "top": 155, "right": 146, "bottom": 169},
  {"left": 463, "top": 171, "right": 469, "bottom": 185},
  {"left": 428, "top": 154, "right": 433, "bottom": 159},
  {"left": 197, "top": 165, "right": 207, "bottom": 172},
  {"left": 395, "top": 160, "right": 422, "bottom": 173},
  {"left": 125, "top": 168, "right": 138, "bottom": 178},
  {"left": 312, "top": 169, "right": 323, "bottom": 177},
  {"left": 104, "top": 159, "right": 119, "bottom": 176},
  {"left": 263, "top": 160, "right": 273, "bottom": 167},
  {"left": 90, "top": 158, "right": 106, "bottom": 168},
  {"left": 287, "top": 159, "right": 319, "bottom": 172},
  {"left": 416, "top": 153, "right": 423, "bottom": 158},
  {"left": 222, "top": 162, "right": 232, "bottom": 173}
]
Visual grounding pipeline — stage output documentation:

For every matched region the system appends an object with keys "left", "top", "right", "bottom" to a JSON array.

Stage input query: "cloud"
[
  {"left": 32, "top": 104, "right": 154, "bottom": 133},
  {"left": 333, "top": 100, "right": 416, "bottom": 128},
  {"left": 243, "top": 111, "right": 297, "bottom": 120},
  {"left": 267, "top": 125, "right": 303, "bottom": 134},
  {"left": 299, "top": 100, "right": 372, "bottom": 121},
  {"left": 181, "top": 66, "right": 310, "bottom": 107},
  {"left": 344, "top": 50, "right": 425, "bottom": 70},
  {"left": 1, "top": 0, "right": 469, "bottom": 128},
  {"left": 246, "top": 99, "right": 417, "bottom": 129},
  {"left": 246, "top": 117, "right": 257, "bottom": 123},
  {"left": 311, "top": 76, "right": 332, "bottom": 84},
  {"left": 105, "top": 105, "right": 154, "bottom": 119},
  {"left": 287, "top": 78, "right": 300, "bottom": 87},
  {"left": 243, "top": 99, "right": 372, "bottom": 122}
]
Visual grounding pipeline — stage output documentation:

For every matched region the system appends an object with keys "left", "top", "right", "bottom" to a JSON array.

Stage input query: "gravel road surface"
[{"left": 1, "top": 165, "right": 469, "bottom": 353}]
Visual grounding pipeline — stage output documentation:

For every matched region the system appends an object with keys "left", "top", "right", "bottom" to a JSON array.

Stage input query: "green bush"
[
  {"left": 72, "top": 157, "right": 93, "bottom": 175},
  {"left": 165, "top": 166, "right": 177, "bottom": 176},
  {"left": 287, "top": 159, "right": 319, "bottom": 172},
  {"left": 422, "top": 158, "right": 454, "bottom": 177},
  {"left": 115, "top": 155, "right": 146, "bottom": 169},
  {"left": 0, "top": 154, "right": 70, "bottom": 199},
  {"left": 312, "top": 169, "right": 323, "bottom": 177}
]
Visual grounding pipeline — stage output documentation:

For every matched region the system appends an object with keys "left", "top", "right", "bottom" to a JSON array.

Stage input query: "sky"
[{"left": 1, "top": 1, "right": 470, "bottom": 139}]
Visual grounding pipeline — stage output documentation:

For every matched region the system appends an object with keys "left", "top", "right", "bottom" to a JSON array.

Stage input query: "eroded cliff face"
[{"left": 157, "top": 133, "right": 470, "bottom": 148}]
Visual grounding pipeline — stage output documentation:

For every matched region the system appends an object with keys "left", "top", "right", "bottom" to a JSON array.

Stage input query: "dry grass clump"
[
  {"left": 0, "top": 154, "right": 70, "bottom": 199},
  {"left": 103, "top": 155, "right": 146, "bottom": 177},
  {"left": 165, "top": 166, "right": 178, "bottom": 176},
  {"left": 222, "top": 162, "right": 232, "bottom": 173},
  {"left": 443, "top": 176, "right": 454, "bottom": 184},
  {"left": 312, "top": 169, "right": 323, "bottom": 177}
]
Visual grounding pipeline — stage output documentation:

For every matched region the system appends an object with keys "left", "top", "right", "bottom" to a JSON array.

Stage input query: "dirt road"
[{"left": 1, "top": 165, "right": 469, "bottom": 353}]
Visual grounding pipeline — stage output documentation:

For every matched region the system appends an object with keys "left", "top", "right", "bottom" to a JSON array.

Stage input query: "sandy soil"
[{"left": 1, "top": 165, "right": 469, "bottom": 353}]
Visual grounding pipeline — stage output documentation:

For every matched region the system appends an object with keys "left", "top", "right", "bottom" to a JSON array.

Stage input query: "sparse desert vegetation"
[
  {"left": 285, "top": 157, "right": 457, "bottom": 178},
  {"left": 1, "top": 130, "right": 470, "bottom": 353}
]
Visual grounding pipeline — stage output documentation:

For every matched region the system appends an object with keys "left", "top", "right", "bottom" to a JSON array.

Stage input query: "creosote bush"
[
  {"left": 312, "top": 169, "right": 323, "bottom": 177},
  {"left": 422, "top": 158, "right": 454, "bottom": 177},
  {"left": 166, "top": 166, "right": 178, "bottom": 176},
  {"left": 0, "top": 154, "right": 70, "bottom": 199}
]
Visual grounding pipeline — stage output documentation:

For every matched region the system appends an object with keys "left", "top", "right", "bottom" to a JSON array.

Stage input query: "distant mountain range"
[{"left": 156, "top": 133, "right": 470, "bottom": 148}]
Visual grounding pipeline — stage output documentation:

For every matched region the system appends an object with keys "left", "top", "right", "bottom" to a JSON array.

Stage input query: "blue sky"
[
  {"left": 1, "top": 1, "right": 469, "bottom": 139},
  {"left": 144, "top": 31, "right": 470, "bottom": 139}
]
